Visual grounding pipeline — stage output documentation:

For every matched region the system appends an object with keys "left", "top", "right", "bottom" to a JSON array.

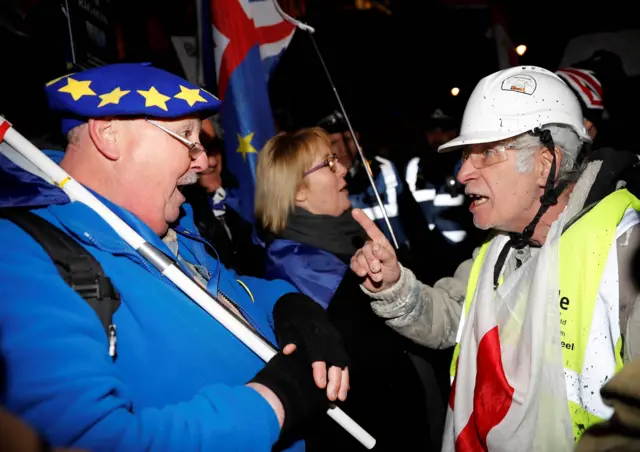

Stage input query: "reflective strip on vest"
[
  {"left": 406, "top": 157, "right": 465, "bottom": 206},
  {"left": 434, "top": 194, "right": 465, "bottom": 207},
  {"left": 442, "top": 230, "right": 467, "bottom": 243},
  {"left": 361, "top": 156, "right": 399, "bottom": 220},
  {"left": 449, "top": 189, "right": 640, "bottom": 441},
  {"left": 405, "top": 157, "right": 435, "bottom": 203},
  {"left": 405, "top": 157, "right": 466, "bottom": 242}
]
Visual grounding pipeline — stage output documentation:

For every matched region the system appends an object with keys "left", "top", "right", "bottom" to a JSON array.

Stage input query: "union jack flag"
[{"left": 203, "top": 0, "right": 298, "bottom": 222}]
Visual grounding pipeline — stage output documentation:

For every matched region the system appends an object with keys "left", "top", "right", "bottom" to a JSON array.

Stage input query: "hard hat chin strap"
[
  {"left": 521, "top": 128, "right": 568, "bottom": 237},
  {"left": 492, "top": 127, "right": 568, "bottom": 288}
]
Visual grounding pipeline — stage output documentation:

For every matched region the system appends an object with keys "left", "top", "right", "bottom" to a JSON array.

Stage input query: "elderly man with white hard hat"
[{"left": 349, "top": 66, "right": 640, "bottom": 451}]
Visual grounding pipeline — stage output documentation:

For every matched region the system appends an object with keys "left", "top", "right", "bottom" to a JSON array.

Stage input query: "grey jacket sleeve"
[
  {"left": 359, "top": 224, "right": 640, "bottom": 355},
  {"left": 360, "top": 254, "right": 475, "bottom": 349}
]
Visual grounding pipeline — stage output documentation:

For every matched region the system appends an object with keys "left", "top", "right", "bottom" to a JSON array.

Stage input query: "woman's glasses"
[{"left": 303, "top": 154, "right": 339, "bottom": 177}]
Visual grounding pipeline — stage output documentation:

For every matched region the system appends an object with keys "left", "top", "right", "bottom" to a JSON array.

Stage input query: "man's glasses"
[
  {"left": 304, "top": 154, "right": 339, "bottom": 177},
  {"left": 146, "top": 119, "right": 205, "bottom": 160},
  {"left": 461, "top": 144, "right": 511, "bottom": 169}
]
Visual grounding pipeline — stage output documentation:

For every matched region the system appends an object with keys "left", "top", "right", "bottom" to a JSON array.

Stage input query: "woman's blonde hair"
[{"left": 255, "top": 127, "right": 332, "bottom": 234}]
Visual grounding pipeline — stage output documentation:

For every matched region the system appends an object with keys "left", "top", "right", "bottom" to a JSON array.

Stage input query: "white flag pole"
[
  {"left": 0, "top": 118, "right": 375, "bottom": 450},
  {"left": 273, "top": 1, "right": 400, "bottom": 249}
]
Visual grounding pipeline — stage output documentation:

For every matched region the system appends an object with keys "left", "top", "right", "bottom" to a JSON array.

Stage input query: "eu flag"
[{"left": 208, "top": 0, "right": 296, "bottom": 223}]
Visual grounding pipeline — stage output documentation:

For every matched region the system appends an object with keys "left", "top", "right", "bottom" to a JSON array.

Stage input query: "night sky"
[
  {"left": 269, "top": 0, "right": 636, "bottom": 136},
  {"left": 0, "top": 0, "right": 635, "bottom": 148}
]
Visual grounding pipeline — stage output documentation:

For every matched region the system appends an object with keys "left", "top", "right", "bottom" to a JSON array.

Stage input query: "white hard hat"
[{"left": 438, "top": 66, "right": 592, "bottom": 153}]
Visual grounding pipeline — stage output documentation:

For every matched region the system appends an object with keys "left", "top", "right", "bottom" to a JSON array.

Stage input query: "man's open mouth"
[{"left": 467, "top": 192, "right": 489, "bottom": 206}]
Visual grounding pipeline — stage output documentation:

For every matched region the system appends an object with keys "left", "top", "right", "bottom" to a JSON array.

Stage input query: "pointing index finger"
[{"left": 352, "top": 208, "right": 392, "bottom": 248}]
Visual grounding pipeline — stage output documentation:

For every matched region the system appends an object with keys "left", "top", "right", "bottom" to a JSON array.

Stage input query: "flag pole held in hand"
[
  {"left": 0, "top": 117, "right": 376, "bottom": 450},
  {"left": 273, "top": 0, "right": 400, "bottom": 250}
]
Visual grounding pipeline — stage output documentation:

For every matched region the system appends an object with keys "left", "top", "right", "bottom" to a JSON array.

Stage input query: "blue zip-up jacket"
[{"left": 0, "top": 149, "right": 304, "bottom": 451}]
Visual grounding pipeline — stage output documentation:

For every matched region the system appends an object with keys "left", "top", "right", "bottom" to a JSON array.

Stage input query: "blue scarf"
[{"left": 265, "top": 207, "right": 367, "bottom": 309}]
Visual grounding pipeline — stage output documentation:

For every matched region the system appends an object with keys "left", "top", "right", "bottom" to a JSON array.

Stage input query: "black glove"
[
  {"left": 250, "top": 350, "right": 328, "bottom": 439},
  {"left": 272, "top": 293, "right": 349, "bottom": 369}
]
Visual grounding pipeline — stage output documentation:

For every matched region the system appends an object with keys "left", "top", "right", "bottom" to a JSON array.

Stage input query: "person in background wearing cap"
[
  {"left": 349, "top": 66, "right": 640, "bottom": 450},
  {"left": 404, "top": 108, "right": 483, "bottom": 284},
  {"left": 182, "top": 116, "right": 266, "bottom": 277},
  {"left": 317, "top": 110, "right": 415, "bottom": 263},
  {"left": 556, "top": 49, "right": 634, "bottom": 151},
  {"left": 0, "top": 63, "right": 350, "bottom": 452},
  {"left": 556, "top": 61, "right": 606, "bottom": 143}
]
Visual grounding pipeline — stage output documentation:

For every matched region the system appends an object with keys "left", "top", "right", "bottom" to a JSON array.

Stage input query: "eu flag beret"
[{"left": 45, "top": 63, "right": 221, "bottom": 135}]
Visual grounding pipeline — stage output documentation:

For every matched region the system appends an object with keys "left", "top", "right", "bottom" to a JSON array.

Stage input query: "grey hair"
[
  {"left": 512, "top": 124, "right": 586, "bottom": 183},
  {"left": 66, "top": 124, "right": 87, "bottom": 145}
]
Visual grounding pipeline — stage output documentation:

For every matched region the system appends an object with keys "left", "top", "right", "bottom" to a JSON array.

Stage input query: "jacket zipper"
[
  {"left": 83, "top": 232, "right": 181, "bottom": 294},
  {"left": 173, "top": 228, "right": 273, "bottom": 342},
  {"left": 218, "top": 289, "right": 272, "bottom": 343},
  {"left": 85, "top": 232, "right": 273, "bottom": 345},
  {"left": 84, "top": 232, "right": 158, "bottom": 276}
]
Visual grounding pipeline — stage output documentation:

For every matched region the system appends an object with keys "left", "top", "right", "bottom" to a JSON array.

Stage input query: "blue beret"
[{"left": 44, "top": 63, "right": 222, "bottom": 135}]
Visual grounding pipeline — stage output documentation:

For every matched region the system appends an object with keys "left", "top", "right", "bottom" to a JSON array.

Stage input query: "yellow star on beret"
[
  {"left": 98, "top": 87, "right": 131, "bottom": 108},
  {"left": 137, "top": 86, "right": 171, "bottom": 111},
  {"left": 58, "top": 77, "right": 97, "bottom": 101},
  {"left": 174, "top": 85, "right": 207, "bottom": 107},
  {"left": 45, "top": 63, "right": 222, "bottom": 136}
]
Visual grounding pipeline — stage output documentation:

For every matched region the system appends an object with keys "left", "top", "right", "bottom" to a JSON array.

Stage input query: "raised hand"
[{"left": 350, "top": 208, "right": 401, "bottom": 292}]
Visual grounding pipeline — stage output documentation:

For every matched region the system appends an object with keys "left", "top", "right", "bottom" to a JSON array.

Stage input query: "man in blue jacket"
[{"left": 0, "top": 63, "right": 349, "bottom": 451}]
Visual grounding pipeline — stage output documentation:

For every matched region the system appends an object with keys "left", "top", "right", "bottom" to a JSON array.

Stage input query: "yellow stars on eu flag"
[
  {"left": 57, "top": 78, "right": 96, "bottom": 101},
  {"left": 174, "top": 85, "right": 206, "bottom": 107},
  {"left": 98, "top": 87, "right": 131, "bottom": 108},
  {"left": 236, "top": 132, "right": 258, "bottom": 162},
  {"left": 137, "top": 86, "right": 171, "bottom": 111}
]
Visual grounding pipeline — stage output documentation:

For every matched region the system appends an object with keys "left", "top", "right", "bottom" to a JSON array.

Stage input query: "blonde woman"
[{"left": 256, "top": 127, "right": 443, "bottom": 451}]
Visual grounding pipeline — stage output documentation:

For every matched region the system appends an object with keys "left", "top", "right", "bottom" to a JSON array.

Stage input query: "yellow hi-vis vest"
[{"left": 450, "top": 189, "right": 640, "bottom": 442}]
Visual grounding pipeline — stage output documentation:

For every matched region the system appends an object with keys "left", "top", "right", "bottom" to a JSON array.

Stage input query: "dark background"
[{"left": 0, "top": 0, "right": 636, "bottom": 151}]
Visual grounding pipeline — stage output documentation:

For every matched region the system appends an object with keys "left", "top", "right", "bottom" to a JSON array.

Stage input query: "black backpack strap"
[{"left": 0, "top": 207, "right": 120, "bottom": 360}]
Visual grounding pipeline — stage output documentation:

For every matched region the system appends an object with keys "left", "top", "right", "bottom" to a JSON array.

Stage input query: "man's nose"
[{"left": 456, "top": 158, "right": 477, "bottom": 185}]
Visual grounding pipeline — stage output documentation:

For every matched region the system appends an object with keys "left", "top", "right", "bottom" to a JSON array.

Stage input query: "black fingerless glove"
[
  {"left": 272, "top": 293, "right": 349, "bottom": 369},
  {"left": 250, "top": 350, "right": 328, "bottom": 439}
]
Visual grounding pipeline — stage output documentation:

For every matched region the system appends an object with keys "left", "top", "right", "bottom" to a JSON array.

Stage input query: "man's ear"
[
  {"left": 537, "top": 145, "right": 562, "bottom": 187},
  {"left": 87, "top": 118, "right": 120, "bottom": 160}
]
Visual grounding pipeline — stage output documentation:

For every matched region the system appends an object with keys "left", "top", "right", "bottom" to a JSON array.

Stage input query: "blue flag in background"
[{"left": 208, "top": 0, "right": 296, "bottom": 223}]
